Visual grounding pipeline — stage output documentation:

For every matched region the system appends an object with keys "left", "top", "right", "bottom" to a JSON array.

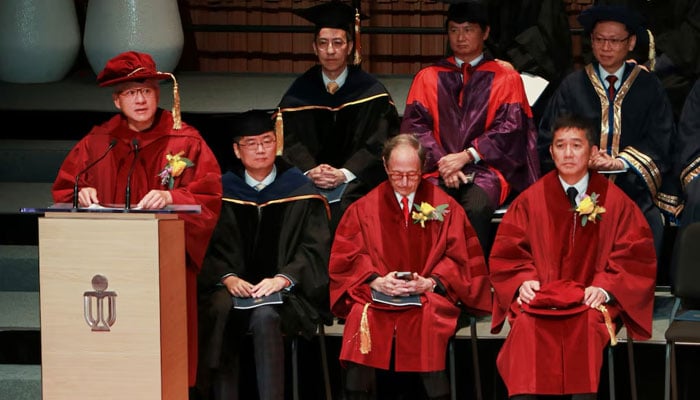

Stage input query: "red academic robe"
[
  {"left": 401, "top": 55, "right": 540, "bottom": 206},
  {"left": 52, "top": 110, "right": 223, "bottom": 386},
  {"left": 329, "top": 180, "right": 491, "bottom": 372},
  {"left": 489, "top": 171, "right": 656, "bottom": 396}
]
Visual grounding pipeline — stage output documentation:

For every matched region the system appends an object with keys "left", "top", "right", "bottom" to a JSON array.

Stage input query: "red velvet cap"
[
  {"left": 96, "top": 51, "right": 173, "bottom": 87},
  {"left": 520, "top": 279, "right": 589, "bottom": 317}
]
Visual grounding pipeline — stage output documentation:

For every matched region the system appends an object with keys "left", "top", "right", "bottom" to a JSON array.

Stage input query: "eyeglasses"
[
  {"left": 591, "top": 36, "right": 630, "bottom": 48},
  {"left": 237, "top": 138, "right": 276, "bottom": 150},
  {"left": 315, "top": 39, "right": 348, "bottom": 52},
  {"left": 118, "top": 87, "right": 155, "bottom": 99},
  {"left": 387, "top": 171, "right": 421, "bottom": 181}
]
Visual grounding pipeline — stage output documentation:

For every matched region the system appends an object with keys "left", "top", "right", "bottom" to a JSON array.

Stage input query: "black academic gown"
[
  {"left": 197, "top": 159, "right": 332, "bottom": 371},
  {"left": 276, "top": 64, "right": 400, "bottom": 229}
]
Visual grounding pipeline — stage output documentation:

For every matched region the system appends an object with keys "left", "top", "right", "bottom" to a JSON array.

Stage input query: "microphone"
[
  {"left": 124, "top": 139, "right": 140, "bottom": 210},
  {"left": 73, "top": 139, "right": 118, "bottom": 209}
]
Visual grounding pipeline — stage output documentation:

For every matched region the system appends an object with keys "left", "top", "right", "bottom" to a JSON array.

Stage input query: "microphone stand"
[
  {"left": 72, "top": 139, "right": 118, "bottom": 209},
  {"left": 124, "top": 139, "right": 140, "bottom": 210}
]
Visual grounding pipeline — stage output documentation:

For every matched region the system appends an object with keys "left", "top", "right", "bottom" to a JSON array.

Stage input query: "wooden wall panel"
[
  {"left": 420, "top": 1, "right": 448, "bottom": 72},
  {"left": 182, "top": 1, "right": 584, "bottom": 75},
  {"left": 369, "top": 1, "right": 394, "bottom": 74}
]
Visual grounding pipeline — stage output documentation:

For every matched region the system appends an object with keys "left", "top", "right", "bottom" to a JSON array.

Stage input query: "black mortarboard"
[
  {"left": 294, "top": 1, "right": 366, "bottom": 65},
  {"left": 578, "top": 5, "right": 642, "bottom": 35},
  {"left": 441, "top": 0, "right": 489, "bottom": 26},
  {"left": 235, "top": 109, "right": 283, "bottom": 155},
  {"left": 235, "top": 110, "right": 275, "bottom": 138},
  {"left": 294, "top": 1, "right": 357, "bottom": 31}
]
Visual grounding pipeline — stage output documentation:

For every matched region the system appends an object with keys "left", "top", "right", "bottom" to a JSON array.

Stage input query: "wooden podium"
[{"left": 38, "top": 211, "right": 188, "bottom": 400}]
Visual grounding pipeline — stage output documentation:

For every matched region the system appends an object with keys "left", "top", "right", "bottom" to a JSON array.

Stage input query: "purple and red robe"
[
  {"left": 329, "top": 180, "right": 491, "bottom": 372},
  {"left": 401, "top": 56, "right": 540, "bottom": 207},
  {"left": 52, "top": 109, "right": 223, "bottom": 386},
  {"left": 489, "top": 171, "right": 657, "bottom": 396}
]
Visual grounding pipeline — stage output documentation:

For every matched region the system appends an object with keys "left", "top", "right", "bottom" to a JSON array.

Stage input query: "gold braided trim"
[
  {"left": 279, "top": 93, "right": 393, "bottom": 114},
  {"left": 163, "top": 72, "right": 181, "bottom": 130},
  {"left": 585, "top": 65, "right": 610, "bottom": 149},
  {"left": 681, "top": 157, "right": 700, "bottom": 190},
  {"left": 274, "top": 107, "right": 284, "bottom": 156},
  {"left": 656, "top": 192, "right": 684, "bottom": 217},
  {"left": 585, "top": 64, "right": 641, "bottom": 156},
  {"left": 596, "top": 305, "right": 617, "bottom": 346},
  {"left": 360, "top": 302, "right": 372, "bottom": 354},
  {"left": 611, "top": 67, "right": 640, "bottom": 153},
  {"left": 647, "top": 29, "right": 656, "bottom": 72},
  {"left": 223, "top": 193, "right": 331, "bottom": 219},
  {"left": 618, "top": 146, "right": 662, "bottom": 197},
  {"left": 353, "top": 8, "right": 362, "bottom": 66}
]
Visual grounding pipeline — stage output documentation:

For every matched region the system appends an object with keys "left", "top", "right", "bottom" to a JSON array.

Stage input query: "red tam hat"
[
  {"left": 520, "top": 279, "right": 589, "bottom": 317},
  {"left": 97, "top": 51, "right": 182, "bottom": 130},
  {"left": 96, "top": 51, "right": 172, "bottom": 87}
]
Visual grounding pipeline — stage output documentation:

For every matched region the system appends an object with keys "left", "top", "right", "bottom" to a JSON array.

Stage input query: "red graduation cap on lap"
[{"left": 520, "top": 279, "right": 589, "bottom": 317}]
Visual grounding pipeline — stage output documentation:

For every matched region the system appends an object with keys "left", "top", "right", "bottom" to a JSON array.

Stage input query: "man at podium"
[
  {"left": 196, "top": 110, "right": 332, "bottom": 400},
  {"left": 50, "top": 51, "right": 223, "bottom": 390}
]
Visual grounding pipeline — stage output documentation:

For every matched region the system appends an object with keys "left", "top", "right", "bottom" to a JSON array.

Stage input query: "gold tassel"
[
  {"left": 646, "top": 29, "right": 656, "bottom": 72},
  {"left": 359, "top": 302, "right": 371, "bottom": 354},
  {"left": 353, "top": 8, "right": 362, "bottom": 66},
  {"left": 596, "top": 305, "right": 618, "bottom": 346},
  {"left": 165, "top": 72, "right": 182, "bottom": 130},
  {"left": 274, "top": 107, "right": 284, "bottom": 156}
]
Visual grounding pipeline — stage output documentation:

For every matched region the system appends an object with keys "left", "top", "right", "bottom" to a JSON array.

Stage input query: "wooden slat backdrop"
[{"left": 182, "top": 0, "right": 590, "bottom": 75}]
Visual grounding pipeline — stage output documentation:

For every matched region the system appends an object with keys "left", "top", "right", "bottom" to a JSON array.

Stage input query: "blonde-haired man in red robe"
[
  {"left": 490, "top": 114, "right": 656, "bottom": 399},
  {"left": 329, "top": 133, "right": 491, "bottom": 400}
]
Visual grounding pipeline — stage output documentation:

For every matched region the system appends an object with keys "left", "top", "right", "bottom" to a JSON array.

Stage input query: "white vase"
[
  {"left": 83, "top": 0, "right": 184, "bottom": 75},
  {"left": 0, "top": 0, "right": 81, "bottom": 83}
]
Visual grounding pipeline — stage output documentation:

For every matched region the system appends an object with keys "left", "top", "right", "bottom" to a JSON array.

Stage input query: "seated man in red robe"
[
  {"left": 51, "top": 51, "right": 222, "bottom": 391},
  {"left": 490, "top": 114, "right": 657, "bottom": 399},
  {"left": 329, "top": 134, "right": 492, "bottom": 400}
]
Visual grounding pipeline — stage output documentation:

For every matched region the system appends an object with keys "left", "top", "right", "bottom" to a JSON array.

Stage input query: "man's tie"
[
  {"left": 326, "top": 81, "right": 339, "bottom": 95},
  {"left": 401, "top": 196, "right": 410, "bottom": 225},
  {"left": 566, "top": 187, "right": 578, "bottom": 208},
  {"left": 606, "top": 75, "right": 618, "bottom": 101},
  {"left": 254, "top": 183, "right": 266, "bottom": 191}
]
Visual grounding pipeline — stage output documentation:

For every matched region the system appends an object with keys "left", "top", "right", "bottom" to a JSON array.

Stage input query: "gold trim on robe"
[{"left": 585, "top": 64, "right": 662, "bottom": 205}]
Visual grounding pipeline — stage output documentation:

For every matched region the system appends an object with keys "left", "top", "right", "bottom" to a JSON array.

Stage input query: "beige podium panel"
[{"left": 38, "top": 212, "right": 187, "bottom": 400}]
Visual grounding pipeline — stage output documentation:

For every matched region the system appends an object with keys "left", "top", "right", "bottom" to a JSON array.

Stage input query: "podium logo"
[{"left": 83, "top": 274, "right": 117, "bottom": 331}]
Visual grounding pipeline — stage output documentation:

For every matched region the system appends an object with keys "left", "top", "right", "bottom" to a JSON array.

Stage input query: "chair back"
[{"left": 672, "top": 222, "right": 700, "bottom": 302}]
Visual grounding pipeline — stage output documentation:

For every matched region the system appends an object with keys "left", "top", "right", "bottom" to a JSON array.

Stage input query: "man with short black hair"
[
  {"left": 491, "top": 113, "right": 656, "bottom": 399},
  {"left": 401, "top": 1, "right": 540, "bottom": 256},
  {"left": 276, "top": 1, "right": 400, "bottom": 234}
]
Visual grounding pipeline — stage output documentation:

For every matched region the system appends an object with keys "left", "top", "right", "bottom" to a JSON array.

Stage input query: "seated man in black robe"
[
  {"left": 196, "top": 110, "right": 332, "bottom": 400},
  {"left": 275, "top": 1, "right": 400, "bottom": 233}
]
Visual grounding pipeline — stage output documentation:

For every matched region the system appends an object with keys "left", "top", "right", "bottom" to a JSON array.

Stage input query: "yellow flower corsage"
[
  {"left": 575, "top": 192, "right": 606, "bottom": 226},
  {"left": 411, "top": 201, "right": 449, "bottom": 228},
  {"left": 159, "top": 151, "right": 194, "bottom": 189}
]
